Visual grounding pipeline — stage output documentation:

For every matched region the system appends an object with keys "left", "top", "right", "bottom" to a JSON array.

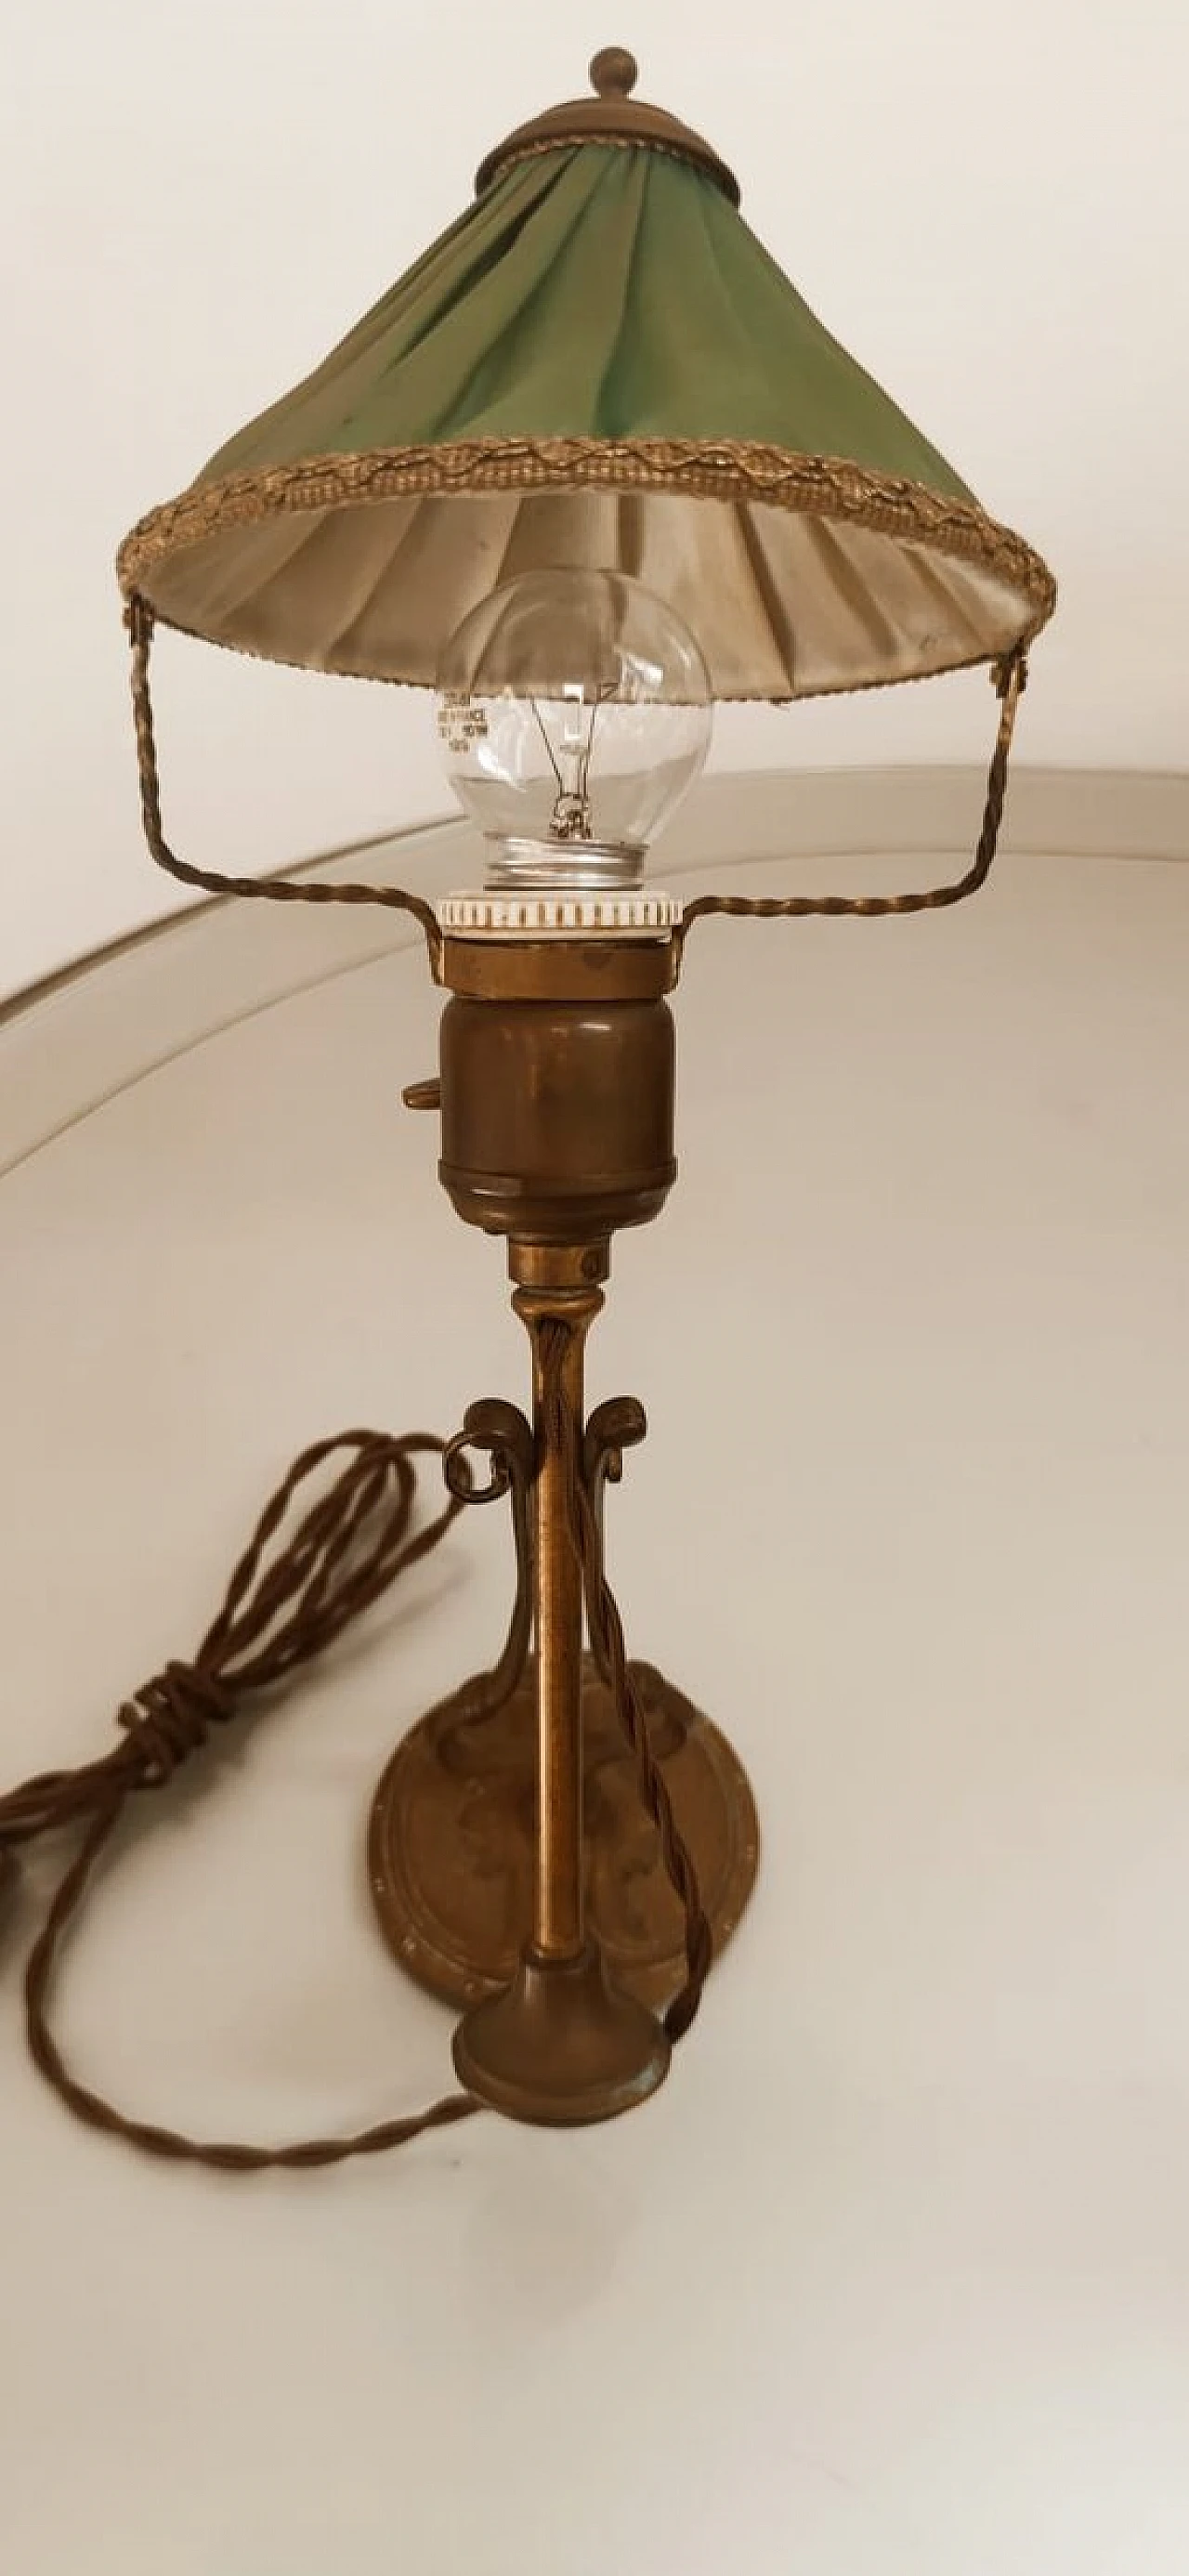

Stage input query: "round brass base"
[
  {"left": 452, "top": 1941, "right": 671, "bottom": 2126},
  {"left": 369, "top": 1654, "right": 759, "bottom": 2015}
]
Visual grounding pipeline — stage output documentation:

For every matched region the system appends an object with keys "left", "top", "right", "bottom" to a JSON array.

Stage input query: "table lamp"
[{"left": 1, "top": 48, "right": 1055, "bottom": 2155}]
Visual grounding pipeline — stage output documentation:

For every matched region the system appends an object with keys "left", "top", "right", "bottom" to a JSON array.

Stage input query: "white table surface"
[{"left": 2, "top": 796, "right": 1188, "bottom": 2576}]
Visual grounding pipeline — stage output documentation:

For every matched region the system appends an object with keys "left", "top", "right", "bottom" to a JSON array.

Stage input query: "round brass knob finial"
[
  {"left": 590, "top": 47, "right": 638, "bottom": 98},
  {"left": 476, "top": 45, "right": 738, "bottom": 208}
]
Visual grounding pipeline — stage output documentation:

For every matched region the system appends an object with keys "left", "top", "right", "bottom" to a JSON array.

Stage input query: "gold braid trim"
[
  {"left": 478, "top": 129, "right": 738, "bottom": 199},
  {"left": 117, "top": 435, "right": 1056, "bottom": 677}
]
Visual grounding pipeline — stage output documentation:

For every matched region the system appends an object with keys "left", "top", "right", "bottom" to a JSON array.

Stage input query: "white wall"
[{"left": 1, "top": 0, "right": 1184, "bottom": 1000}]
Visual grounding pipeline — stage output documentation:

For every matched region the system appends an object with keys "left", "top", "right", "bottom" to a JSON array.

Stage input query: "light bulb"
[{"left": 435, "top": 569, "right": 712, "bottom": 892}]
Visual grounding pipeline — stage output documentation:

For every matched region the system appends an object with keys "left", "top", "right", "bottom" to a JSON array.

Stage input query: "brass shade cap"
[{"left": 475, "top": 46, "right": 741, "bottom": 206}]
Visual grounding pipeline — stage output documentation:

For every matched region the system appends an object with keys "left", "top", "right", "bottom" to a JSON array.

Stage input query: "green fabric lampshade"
[{"left": 118, "top": 64, "right": 1054, "bottom": 702}]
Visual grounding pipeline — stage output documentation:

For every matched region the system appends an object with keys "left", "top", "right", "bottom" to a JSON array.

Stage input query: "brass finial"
[
  {"left": 590, "top": 47, "right": 639, "bottom": 98},
  {"left": 476, "top": 46, "right": 739, "bottom": 207}
]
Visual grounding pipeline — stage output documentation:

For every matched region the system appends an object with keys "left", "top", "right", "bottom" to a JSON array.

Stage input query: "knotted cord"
[{"left": 0, "top": 1430, "right": 486, "bottom": 2170}]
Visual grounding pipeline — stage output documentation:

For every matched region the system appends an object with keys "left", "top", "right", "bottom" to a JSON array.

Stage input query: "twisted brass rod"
[
  {"left": 125, "top": 596, "right": 444, "bottom": 977},
  {"left": 675, "top": 650, "right": 1026, "bottom": 953}
]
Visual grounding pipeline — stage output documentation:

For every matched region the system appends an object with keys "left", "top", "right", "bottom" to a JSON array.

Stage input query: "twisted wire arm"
[
  {"left": 674, "top": 650, "right": 1027, "bottom": 953},
  {"left": 125, "top": 595, "right": 444, "bottom": 977}
]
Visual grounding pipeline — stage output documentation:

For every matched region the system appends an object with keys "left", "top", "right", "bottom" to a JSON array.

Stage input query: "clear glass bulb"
[{"left": 435, "top": 569, "right": 712, "bottom": 891}]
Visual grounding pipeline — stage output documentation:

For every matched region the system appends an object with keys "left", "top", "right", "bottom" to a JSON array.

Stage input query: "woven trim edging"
[{"left": 117, "top": 435, "right": 1056, "bottom": 698}]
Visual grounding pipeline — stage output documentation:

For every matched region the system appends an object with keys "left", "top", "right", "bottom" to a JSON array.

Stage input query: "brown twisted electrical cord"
[
  {"left": 125, "top": 595, "right": 445, "bottom": 978},
  {"left": 0, "top": 1428, "right": 489, "bottom": 2170},
  {"left": 674, "top": 648, "right": 1027, "bottom": 952},
  {"left": 0, "top": 1388, "right": 708, "bottom": 2163}
]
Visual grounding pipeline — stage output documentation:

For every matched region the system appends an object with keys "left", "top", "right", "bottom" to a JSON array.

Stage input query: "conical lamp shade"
[{"left": 118, "top": 81, "right": 1053, "bottom": 700}]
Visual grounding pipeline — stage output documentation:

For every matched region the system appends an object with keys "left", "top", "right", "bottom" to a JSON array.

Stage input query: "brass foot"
[
  {"left": 451, "top": 1939, "right": 671, "bottom": 2126},
  {"left": 369, "top": 1652, "right": 759, "bottom": 2015}
]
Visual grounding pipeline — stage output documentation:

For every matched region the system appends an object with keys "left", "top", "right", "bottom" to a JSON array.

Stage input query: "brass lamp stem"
[
  {"left": 515, "top": 1279, "right": 602, "bottom": 1962},
  {"left": 449, "top": 1236, "right": 673, "bottom": 2123}
]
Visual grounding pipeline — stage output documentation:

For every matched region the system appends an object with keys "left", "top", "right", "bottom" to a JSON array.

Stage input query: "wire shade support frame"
[{"left": 124, "top": 596, "right": 1026, "bottom": 962}]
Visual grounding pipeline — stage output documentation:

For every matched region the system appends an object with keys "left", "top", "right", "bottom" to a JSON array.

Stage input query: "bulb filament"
[{"left": 532, "top": 684, "right": 616, "bottom": 843}]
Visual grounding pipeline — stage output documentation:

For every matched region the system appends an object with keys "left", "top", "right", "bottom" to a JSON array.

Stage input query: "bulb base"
[{"left": 484, "top": 835, "right": 645, "bottom": 894}]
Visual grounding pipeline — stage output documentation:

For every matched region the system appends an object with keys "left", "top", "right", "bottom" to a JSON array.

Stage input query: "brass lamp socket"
[{"left": 436, "top": 935, "right": 678, "bottom": 1248}]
